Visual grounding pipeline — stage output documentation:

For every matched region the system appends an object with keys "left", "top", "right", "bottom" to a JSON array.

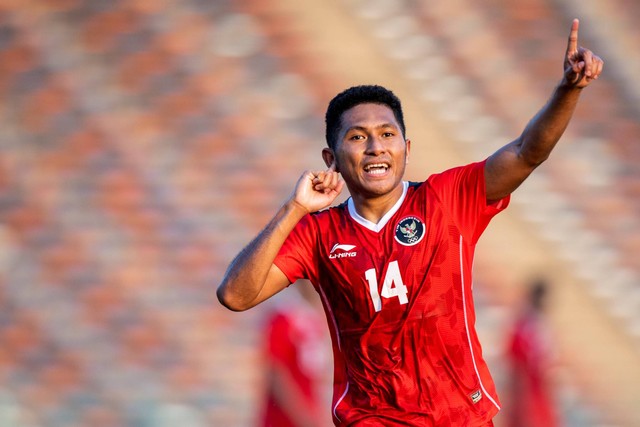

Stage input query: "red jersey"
[
  {"left": 505, "top": 311, "right": 558, "bottom": 427},
  {"left": 274, "top": 161, "right": 509, "bottom": 426},
  {"left": 261, "top": 293, "right": 330, "bottom": 427}
]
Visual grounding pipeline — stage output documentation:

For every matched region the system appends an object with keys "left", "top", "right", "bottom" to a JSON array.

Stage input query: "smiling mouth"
[{"left": 363, "top": 163, "right": 389, "bottom": 175}]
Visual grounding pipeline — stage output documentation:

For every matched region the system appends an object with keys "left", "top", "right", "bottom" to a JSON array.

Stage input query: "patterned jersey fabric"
[{"left": 275, "top": 160, "right": 509, "bottom": 426}]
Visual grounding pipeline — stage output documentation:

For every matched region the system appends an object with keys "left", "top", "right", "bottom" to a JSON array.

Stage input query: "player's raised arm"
[
  {"left": 217, "top": 164, "right": 343, "bottom": 312},
  {"left": 484, "top": 19, "right": 604, "bottom": 202}
]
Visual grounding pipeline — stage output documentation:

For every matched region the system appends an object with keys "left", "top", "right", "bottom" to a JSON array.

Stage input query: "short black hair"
[{"left": 324, "top": 85, "right": 406, "bottom": 150}]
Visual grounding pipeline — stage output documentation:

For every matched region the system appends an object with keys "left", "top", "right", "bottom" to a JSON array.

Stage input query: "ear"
[
  {"left": 405, "top": 139, "right": 411, "bottom": 165},
  {"left": 322, "top": 147, "right": 338, "bottom": 171}
]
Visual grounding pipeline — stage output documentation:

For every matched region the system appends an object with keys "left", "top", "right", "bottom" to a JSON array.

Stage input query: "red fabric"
[
  {"left": 275, "top": 161, "right": 509, "bottom": 426},
  {"left": 261, "top": 302, "right": 328, "bottom": 427},
  {"left": 505, "top": 312, "right": 558, "bottom": 427}
]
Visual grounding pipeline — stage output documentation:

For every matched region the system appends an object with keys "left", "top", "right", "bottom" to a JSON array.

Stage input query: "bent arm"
[
  {"left": 485, "top": 19, "right": 603, "bottom": 202},
  {"left": 217, "top": 200, "right": 307, "bottom": 311},
  {"left": 217, "top": 165, "right": 343, "bottom": 311},
  {"left": 485, "top": 82, "right": 582, "bottom": 201}
]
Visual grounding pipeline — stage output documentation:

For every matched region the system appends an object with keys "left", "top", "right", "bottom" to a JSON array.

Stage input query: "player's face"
[{"left": 330, "top": 103, "right": 410, "bottom": 200}]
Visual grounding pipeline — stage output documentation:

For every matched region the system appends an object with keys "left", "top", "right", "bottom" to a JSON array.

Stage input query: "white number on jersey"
[{"left": 364, "top": 260, "right": 408, "bottom": 312}]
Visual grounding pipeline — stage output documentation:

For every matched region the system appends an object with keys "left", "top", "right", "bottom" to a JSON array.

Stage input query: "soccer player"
[
  {"left": 505, "top": 279, "right": 559, "bottom": 427},
  {"left": 260, "top": 280, "right": 331, "bottom": 427},
  {"left": 218, "top": 19, "right": 603, "bottom": 426}
]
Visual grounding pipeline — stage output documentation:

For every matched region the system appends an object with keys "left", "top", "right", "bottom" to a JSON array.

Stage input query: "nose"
[{"left": 365, "top": 135, "right": 385, "bottom": 155}]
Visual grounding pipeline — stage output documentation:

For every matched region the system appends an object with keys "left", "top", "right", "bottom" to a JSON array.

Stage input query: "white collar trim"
[{"left": 347, "top": 181, "right": 408, "bottom": 233}]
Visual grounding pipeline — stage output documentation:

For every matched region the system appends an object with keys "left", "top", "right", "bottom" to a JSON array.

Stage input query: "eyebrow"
[{"left": 344, "top": 123, "right": 398, "bottom": 133}]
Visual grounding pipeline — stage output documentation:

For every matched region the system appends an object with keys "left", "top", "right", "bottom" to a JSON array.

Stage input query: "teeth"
[
  {"left": 364, "top": 163, "right": 388, "bottom": 172},
  {"left": 367, "top": 168, "right": 386, "bottom": 175}
]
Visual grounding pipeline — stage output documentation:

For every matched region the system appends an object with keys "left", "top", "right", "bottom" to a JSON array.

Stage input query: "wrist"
[
  {"left": 558, "top": 76, "right": 585, "bottom": 91},
  {"left": 285, "top": 198, "right": 311, "bottom": 216}
]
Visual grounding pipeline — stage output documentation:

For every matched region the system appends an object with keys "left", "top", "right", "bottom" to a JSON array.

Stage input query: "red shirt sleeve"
[
  {"left": 273, "top": 213, "right": 319, "bottom": 285},
  {"left": 428, "top": 160, "right": 510, "bottom": 243}
]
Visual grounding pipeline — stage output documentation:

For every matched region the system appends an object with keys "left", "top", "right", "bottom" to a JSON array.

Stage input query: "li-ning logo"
[
  {"left": 394, "top": 216, "right": 425, "bottom": 246},
  {"left": 329, "top": 243, "right": 357, "bottom": 259}
]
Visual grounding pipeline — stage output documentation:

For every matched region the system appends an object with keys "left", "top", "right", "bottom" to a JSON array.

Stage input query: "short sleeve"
[
  {"left": 428, "top": 160, "right": 509, "bottom": 243},
  {"left": 273, "top": 214, "right": 319, "bottom": 284}
]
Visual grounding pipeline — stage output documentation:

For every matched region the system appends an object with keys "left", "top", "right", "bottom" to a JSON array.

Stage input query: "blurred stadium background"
[{"left": 0, "top": 0, "right": 639, "bottom": 425}]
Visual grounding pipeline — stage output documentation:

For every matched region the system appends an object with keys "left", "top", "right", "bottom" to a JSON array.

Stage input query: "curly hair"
[{"left": 324, "top": 85, "right": 406, "bottom": 150}]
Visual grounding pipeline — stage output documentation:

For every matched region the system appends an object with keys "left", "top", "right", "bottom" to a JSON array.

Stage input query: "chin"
[{"left": 362, "top": 181, "right": 400, "bottom": 197}]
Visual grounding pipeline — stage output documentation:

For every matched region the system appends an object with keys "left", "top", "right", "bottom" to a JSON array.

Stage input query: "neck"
[{"left": 350, "top": 182, "right": 406, "bottom": 224}]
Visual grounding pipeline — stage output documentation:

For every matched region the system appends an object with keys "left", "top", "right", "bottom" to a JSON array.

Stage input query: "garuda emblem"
[{"left": 394, "top": 216, "right": 425, "bottom": 246}]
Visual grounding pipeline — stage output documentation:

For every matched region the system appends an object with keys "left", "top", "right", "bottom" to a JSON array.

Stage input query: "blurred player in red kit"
[
  {"left": 219, "top": 20, "right": 603, "bottom": 426},
  {"left": 505, "top": 279, "right": 560, "bottom": 427},
  {"left": 261, "top": 280, "right": 331, "bottom": 427}
]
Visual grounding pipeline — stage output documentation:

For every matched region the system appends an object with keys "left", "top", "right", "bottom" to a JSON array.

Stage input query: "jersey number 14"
[{"left": 365, "top": 260, "right": 408, "bottom": 312}]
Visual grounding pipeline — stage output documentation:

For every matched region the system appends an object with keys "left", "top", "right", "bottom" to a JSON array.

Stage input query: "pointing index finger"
[{"left": 567, "top": 18, "right": 579, "bottom": 55}]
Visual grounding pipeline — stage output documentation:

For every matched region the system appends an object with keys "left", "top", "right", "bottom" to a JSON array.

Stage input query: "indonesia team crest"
[{"left": 394, "top": 216, "right": 425, "bottom": 246}]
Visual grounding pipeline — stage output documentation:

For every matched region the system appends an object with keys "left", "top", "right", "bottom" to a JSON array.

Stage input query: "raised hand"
[
  {"left": 291, "top": 162, "right": 344, "bottom": 214},
  {"left": 564, "top": 19, "right": 604, "bottom": 88}
]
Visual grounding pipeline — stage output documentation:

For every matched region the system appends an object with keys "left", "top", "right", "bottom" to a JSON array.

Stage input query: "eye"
[
  {"left": 349, "top": 134, "right": 365, "bottom": 141},
  {"left": 382, "top": 132, "right": 395, "bottom": 138}
]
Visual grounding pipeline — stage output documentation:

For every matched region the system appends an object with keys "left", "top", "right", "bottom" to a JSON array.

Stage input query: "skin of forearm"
[
  {"left": 517, "top": 81, "right": 583, "bottom": 166},
  {"left": 217, "top": 199, "right": 307, "bottom": 311}
]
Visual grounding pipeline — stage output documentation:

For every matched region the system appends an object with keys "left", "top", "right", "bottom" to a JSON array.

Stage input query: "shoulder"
[
  {"left": 309, "top": 200, "right": 349, "bottom": 221},
  {"left": 425, "top": 161, "right": 486, "bottom": 191},
  {"left": 291, "top": 201, "right": 349, "bottom": 238},
  {"left": 401, "top": 181, "right": 428, "bottom": 201},
  {"left": 428, "top": 161, "right": 485, "bottom": 181},
  {"left": 266, "top": 309, "right": 293, "bottom": 333}
]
